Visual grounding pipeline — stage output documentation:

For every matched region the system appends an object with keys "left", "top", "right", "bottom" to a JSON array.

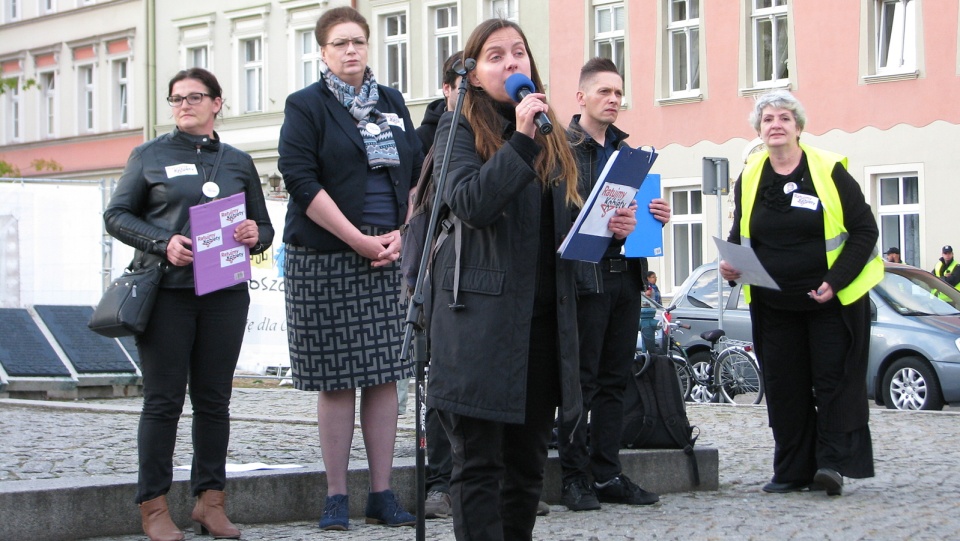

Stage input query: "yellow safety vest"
[
  {"left": 738, "top": 143, "right": 883, "bottom": 305},
  {"left": 934, "top": 259, "right": 960, "bottom": 299}
]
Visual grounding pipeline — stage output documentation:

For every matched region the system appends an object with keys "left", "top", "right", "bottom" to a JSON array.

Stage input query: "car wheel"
[
  {"left": 687, "top": 351, "right": 717, "bottom": 403},
  {"left": 881, "top": 356, "right": 944, "bottom": 411}
]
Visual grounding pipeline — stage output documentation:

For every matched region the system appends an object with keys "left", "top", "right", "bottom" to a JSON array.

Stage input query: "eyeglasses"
[
  {"left": 323, "top": 37, "right": 368, "bottom": 50},
  {"left": 166, "top": 93, "right": 212, "bottom": 107}
]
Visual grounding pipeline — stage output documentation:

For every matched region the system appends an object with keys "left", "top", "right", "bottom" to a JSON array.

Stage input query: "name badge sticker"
[
  {"left": 383, "top": 113, "right": 404, "bottom": 130},
  {"left": 791, "top": 192, "right": 820, "bottom": 211},
  {"left": 165, "top": 163, "right": 198, "bottom": 178}
]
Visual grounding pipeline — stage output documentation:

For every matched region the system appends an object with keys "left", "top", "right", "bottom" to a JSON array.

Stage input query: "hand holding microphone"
[{"left": 505, "top": 73, "right": 553, "bottom": 135}]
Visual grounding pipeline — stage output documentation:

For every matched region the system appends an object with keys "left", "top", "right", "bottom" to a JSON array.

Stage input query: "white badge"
[
  {"left": 783, "top": 182, "right": 798, "bottom": 194},
  {"left": 202, "top": 182, "right": 220, "bottom": 198},
  {"left": 365, "top": 122, "right": 382, "bottom": 136},
  {"left": 165, "top": 163, "right": 198, "bottom": 178},
  {"left": 383, "top": 113, "right": 404, "bottom": 130},
  {"left": 791, "top": 192, "right": 820, "bottom": 211}
]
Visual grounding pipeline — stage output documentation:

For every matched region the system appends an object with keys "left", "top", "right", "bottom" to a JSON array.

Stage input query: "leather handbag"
[{"left": 87, "top": 248, "right": 167, "bottom": 337}]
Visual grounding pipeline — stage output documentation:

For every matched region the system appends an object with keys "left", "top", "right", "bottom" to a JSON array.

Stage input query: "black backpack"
[{"left": 621, "top": 352, "right": 700, "bottom": 485}]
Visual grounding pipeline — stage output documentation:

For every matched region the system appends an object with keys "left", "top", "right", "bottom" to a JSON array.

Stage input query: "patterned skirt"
[{"left": 284, "top": 242, "right": 411, "bottom": 391}]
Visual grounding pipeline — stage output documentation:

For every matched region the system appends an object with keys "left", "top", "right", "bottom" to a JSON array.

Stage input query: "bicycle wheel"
[
  {"left": 669, "top": 346, "right": 693, "bottom": 401},
  {"left": 687, "top": 350, "right": 717, "bottom": 403},
  {"left": 714, "top": 347, "right": 764, "bottom": 404}
]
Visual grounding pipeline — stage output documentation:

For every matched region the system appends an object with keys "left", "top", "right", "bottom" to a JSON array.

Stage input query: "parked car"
[{"left": 660, "top": 262, "right": 960, "bottom": 410}]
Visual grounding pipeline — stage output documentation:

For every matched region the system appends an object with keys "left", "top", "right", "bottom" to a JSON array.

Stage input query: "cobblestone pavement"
[{"left": 3, "top": 387, "right": 959, "bottom": 540}]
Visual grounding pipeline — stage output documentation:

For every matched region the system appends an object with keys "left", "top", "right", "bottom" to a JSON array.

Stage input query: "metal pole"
[{"left": 715, "top": 161, "right": 724, "bottom": 331}]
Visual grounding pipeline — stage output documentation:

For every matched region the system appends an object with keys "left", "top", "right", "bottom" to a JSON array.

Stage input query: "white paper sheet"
[{"left": 713, "top": 237, "right": 781, "bottom": 291}]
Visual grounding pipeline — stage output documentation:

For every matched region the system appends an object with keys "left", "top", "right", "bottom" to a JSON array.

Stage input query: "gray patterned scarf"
[{"left": 323, "top": 66, "right": 401, "bottom": 168}]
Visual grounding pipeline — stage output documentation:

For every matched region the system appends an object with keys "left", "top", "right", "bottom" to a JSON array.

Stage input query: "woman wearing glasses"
[
  {"left": 104, "top": 68, "right": 273, "bottom": 541},
  {"left": 277, "top": 6, "right": 422, "bottom": 531}
]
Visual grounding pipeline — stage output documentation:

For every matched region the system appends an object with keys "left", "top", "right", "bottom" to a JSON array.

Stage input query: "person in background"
[
  {"left": 720, "top": 89, "right": 882, "bottom": 497},
  {"left": 426, "top": 19, "right": 632, "bottom": 541},
  {"left": 644, "top": 271, "right": 662, "bottom": 305},
  {"left": 104, "top": 67, "right": 274, "bottom": 541},
  {"left": 884, "top": 247, "right": 901, "bottom": 263},
  {"left": 933, "top": 245, "right": 960, "bottom": 291},
  {"left": 558, "top": 57, "right": 670, "bottom": 512},
  {"left": 277, "top": 6, "right": 421, "bottom": 531}
]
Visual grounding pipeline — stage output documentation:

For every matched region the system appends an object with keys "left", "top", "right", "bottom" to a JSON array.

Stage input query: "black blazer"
[{"left": 278, "top": 81, "right": 423, "bottom": 251}]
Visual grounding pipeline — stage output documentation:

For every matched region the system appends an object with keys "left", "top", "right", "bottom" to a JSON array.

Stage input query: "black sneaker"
[
  {"left": 594, "top": 474, "right": 659, "bottom": 505},
  {"left": 560, "top": 478, "right": 601, "bottom": 511}
]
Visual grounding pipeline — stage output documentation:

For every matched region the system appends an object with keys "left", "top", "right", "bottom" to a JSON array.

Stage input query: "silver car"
[{"left": 663, "top": 262, "right": 960, "bottom": 410}]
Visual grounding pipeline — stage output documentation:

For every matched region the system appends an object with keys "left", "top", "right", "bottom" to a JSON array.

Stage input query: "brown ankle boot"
[
  {"left": 139, "top": 495, "right": 185, "bottom": 541},
  {"left": 191, "top": 489, "right": 241, "bottom": 539}
]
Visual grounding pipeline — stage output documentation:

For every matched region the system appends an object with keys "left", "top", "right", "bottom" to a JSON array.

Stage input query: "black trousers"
[
  {"left": 440, "top": 313, "right": 559, "bottom": 541},
  {"left": 425, "top": 403, "right": 452, "bottom": 493},
  {"left": 134, "top": 287, "right": 249, "bottom": 503},
  {"left": 750, "top": 296, "right": 874, "bottom": 484},
  {"left": 558, "top": 268, "right": 642, "bottom": 485}
]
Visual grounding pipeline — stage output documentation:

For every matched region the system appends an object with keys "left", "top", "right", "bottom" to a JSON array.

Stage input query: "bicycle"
[
  {"left": 697, "top": 328, "right": 764, "bottom": 405},
  {"left": 638, "top": 297, "right": 764, "bottom": 405}
]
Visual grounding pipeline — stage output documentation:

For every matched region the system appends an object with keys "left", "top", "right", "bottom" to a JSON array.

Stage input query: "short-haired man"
[
  {"left": 934, "top": 245, "right": 960, "bottom": 291},
  {"left": 884, "top": 247, "right": 901, "bottom": 263},
  {"left": 558, "top": 57, "right": 671, "bottom": 511}
]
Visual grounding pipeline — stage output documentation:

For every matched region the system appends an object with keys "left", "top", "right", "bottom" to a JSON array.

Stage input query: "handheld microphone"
[{"left": 504, "top": 73, "right": 553, "bottom": 135}]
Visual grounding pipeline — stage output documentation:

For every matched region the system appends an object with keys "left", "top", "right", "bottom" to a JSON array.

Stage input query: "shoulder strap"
[{"left": 179, "top": 142, "right": 225, "bottom": 237}]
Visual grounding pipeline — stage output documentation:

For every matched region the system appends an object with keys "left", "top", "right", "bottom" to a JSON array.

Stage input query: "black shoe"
[
  {"left": 560, "top": 478, "right": 601, "bottom": 511},
  {"left": 594, "top": 474, "right": 659, "bottom": 506},
  {"left": 762, "top": 480, "right": 812, "bottom": 493},
  {"left": 813, "top": 468, "right": 843, "bottom": 496}
]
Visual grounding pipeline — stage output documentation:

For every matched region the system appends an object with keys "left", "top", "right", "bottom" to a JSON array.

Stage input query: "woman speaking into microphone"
[{"left": 424, "top": 17, "right": 632, "bottom": 541}]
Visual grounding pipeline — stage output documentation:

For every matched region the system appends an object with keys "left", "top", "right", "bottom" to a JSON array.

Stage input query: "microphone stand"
[{"left": 400, "top": 57, "right": 475, "bottom": 541}]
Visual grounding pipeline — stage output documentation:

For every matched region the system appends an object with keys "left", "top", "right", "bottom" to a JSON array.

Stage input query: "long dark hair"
[{"left": 461, "top": 19, "right": 580, "bottom": 206}]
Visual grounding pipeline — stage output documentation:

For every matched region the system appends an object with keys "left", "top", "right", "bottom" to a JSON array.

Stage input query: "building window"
[
  {"left": 113, "top": 59, "right": 129, "bottom": 129},
  {"left": 40, "top": 71, "right": 57, "bottom": 138},
  {"left": 486, "top": 0, "right": 518, "bottom": 20},
  {"left": 5, "top": 0, "right": 19, "bottom": 22},
  {"left": 876, "top": 0, "right": 916, "bottom": 72},
  {"left": 670, "top": 188, "right": 703, "bottom": 286},
  {"left": 78, "top": 65, "right": 95, "bottom": 133},
  {"left": 595, "top": 3, "right": 625, "bottom": 75},
  {"left": 383, "top": 12, "right": 408, "bottom": 94},
  {"left": 432, "top": 4, "right": 459, "bottom": 93},
  {"left": 668, "top": 0, "right": 700, "bottom": 94},
  {"left": 241, "top": 37, "right": 263, "bottom": 113},
  {"left": 751, "top": 0, "right": 789, "bottom": 85},
  {"left": 3, "top": 76, "right": 21, "bottom": 142},
  {"left": 187, "top": 46, "right": 208, "bottom": 69},
  {"left": 298, "top": 29, "right": 322, "bottom": 89},
  {"left": 877, "top": 173, "right": 920, "bottom": 267},
  {"left": 42, "top": 0, "right": 56, "bottom": 14}
]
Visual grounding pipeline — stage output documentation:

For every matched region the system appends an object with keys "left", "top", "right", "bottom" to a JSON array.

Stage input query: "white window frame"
[
  {"left": 751, "top": 0, "right": 789, "bottom": 87},
  {"left": 112, "top": 57, "right": 131, "bottom": 129},
  {"left": 296, "top": 28, "right": 323, "bottom": 89},
  {"left": 176, "top": 15, "right": 215, "bottom": 71},
  {"left": 429, "top": 2, "right": 460, "bottom": 95},
  {"left": 240, "top": 37, "right": 264, "bottom": 114},
  {"left": 186, "top": 45, "right": 208, "bottom": 69},
  {"left": 594, "top": 2, "right": 626, "bottom": 76},
  {"left": 669, "top": 186, "right": 704, "bottom": 288},
  {"left": 380, "top": 10, "right": 410, "bottom": 95},
  {"left": 877, "top": 0, "right": 917, "bottom": 74},
  {"left": 667, "top": 0, "right": 700, "bottom": 97},
  {"left": 5, "top": 0, "right": 19, "bottom": 22},
  {"left": 39, "top": 70, "right": 58, "bottom": 139},
  {"left": 3, "top": 74, "right": 22, "bottom": 143},
  {"left": 867, "top": 163, "right": 923, "bottom": 268},
  {"left": 41, "top": 0, "right": 57, "bottom": 15},
  {"left": 484, "top": 0, "right": 518, "bottom": 21},
  {"left": 77, "top": 63, "right": 96, "bottom": 133}
]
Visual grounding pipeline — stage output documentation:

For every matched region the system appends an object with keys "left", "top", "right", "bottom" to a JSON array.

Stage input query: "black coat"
[
  {"left": 278, "top": 81, "right": 422, "bottom": 251},
  {"left": 426, "top": 112, "right": 582, "bottom": 425},
  {"left": 104, "top": 128, "right": 274, "bottom": 289}
]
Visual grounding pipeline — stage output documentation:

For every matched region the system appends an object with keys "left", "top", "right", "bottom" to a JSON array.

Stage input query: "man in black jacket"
[{"left": 558, "top": 58, "right": 671, "bottom": 512}]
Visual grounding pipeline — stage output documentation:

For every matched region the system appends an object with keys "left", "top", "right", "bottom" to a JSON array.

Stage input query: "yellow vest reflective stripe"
[
  {"left": 738, "top": 143, "right": 884, "bottom": 305},
  {"left": 934, "top": 260, "right": 960, "bottom": 299}
]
